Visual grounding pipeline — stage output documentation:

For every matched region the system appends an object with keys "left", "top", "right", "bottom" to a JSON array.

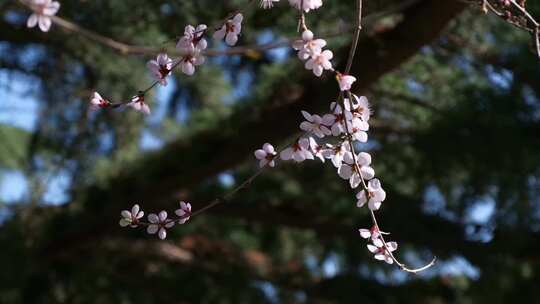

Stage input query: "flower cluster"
[
  {"left": 26, "top": 0, "right": 60, "bottom": 32},
  {"left": 254, "top": 91, "right": 397, "bottom": 264},
  {"left": 293, "top": 30, "right": 333, "bottom": 77},
  {"left": 214, "top": 14, "right": 243, "bottom": 46},
  {"left": 177, "top": 24, "right": 208, "bottom": 75},
  {"left": 72, "top": 0, "right": 430, "bottom": 271},
  {"left": 119, "top": 202, "right": 192, "bottom": 240},
  {"left": 275, "top": 94, "right": 379, "bottom": 191},
  {"left": 88, "top": 15, "right": 243, "bottom": 115},
  {"left": 359, "top": 226, "right": 397, "bottom": 264}
]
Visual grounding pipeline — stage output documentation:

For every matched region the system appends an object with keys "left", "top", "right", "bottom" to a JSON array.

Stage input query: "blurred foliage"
[{"left": 0, "top": 0, "right": 540, "bottom": 303}]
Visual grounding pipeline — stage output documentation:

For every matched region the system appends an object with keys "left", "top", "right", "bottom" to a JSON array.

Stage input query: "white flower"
[
  {"left": 336, "top": 73, "right": 356, "bottom": 91},
  {"left": 213, "top": 13, "right": 243, "bottom": 46},
  {"left": 127, "top": 94, "right": 150, "bottom": 115},
  {"left": 176, "top": 25, "right": 207, "bottom": 76},
  {"left": 254, "top": 143, "right": 277, "bottom": 168},
  {"left": 289, "top": 0, "right": 323, "bottom": 12},
  {"left": 147, "top": 211, "right": 175, "bottom": 240},
  {"left": 322, "top": 102, "right": 353, "bottom": 136},
  {"left": 299, "top": 111, "right": 331, "bottom": 138},
  {"left": 26, "top": 0, "right": 60, "bottom": 32},
  {"left": 305, "top": 50, "right": 333, "bottom": 77},
  {"left": 367, "top": 238, "right": 397, "bottom": 264},
  {"left": 280, "top": 137, "right": 314, "bottom": 162},
  {"left": 356, "top": 178, "right": 386, "bottom": 210},
  {"left": 175, "top": 201, "right": 192, "bottom": 224},
  {"left": 309, "top": 137, "right": 326, "bottom": 163},
  {"left": 322, "top": 142, "right": 350, "bottom": 168},
  {"left": 359, "top": 226, "right": 381, "bottom": 241},
  {"left": 119, "top": 204, "right": 144, "bottom": 228},
  {"left": 346, "top": 118, "right": 369, "bottom": 142},
  {"left": 147, "top": 53, "right": 173, "bottom": 86},
  {"left": 349, "top": 94, "right": 371, "bottom": 123},
  {"left": 179, "top": 50, "right": 205, "bottom": 76},
  {"left": 292, "top": 30, "right": 327, "bottom": 60},
  {"left": 89, "top": 92, "right": 111, "bottom": 110},
  {"left": 177, "top": 24, "right": 208, "bottom": 52},
  {"left": 338, "top": 152, "right": 375, "bottom": 189},
  {"left": 261, "top": 0, "right": 279, "bottom": 9}
]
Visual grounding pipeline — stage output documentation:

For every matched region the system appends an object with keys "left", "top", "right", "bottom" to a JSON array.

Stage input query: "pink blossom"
[
  {"left": 175, "top": 201, "right": 192, "bottom": 224},
  {"left": 214, "top": 14, "right": 243, "bottom": 46},
  {"left": 356, "top": 178, "right": 386, "bottom": 210},
  {"left": 359, "top": 226, "right": 381, "bottom": 241},
  {"left": 254, "top": 143, "right": 277, "bottom": 168},
  {"left": 305, "top": 50, "right": 333, "bottom": 77},
  {"left": 26, "top": 0, "right": 60, "bottom": 32},
  {"left": 322, "top": 142, "right": 351, "bottom": 168},
  {"left": 147, "top": 211, "right": 174, "bottom": 240},
  {"left": 147, "top": 53, "right": 173, "bottom": 86},
  {"left": 309, "top": 137, "right": 326, "bottom": 163},
  {"left": 289, "top": 0, "right": 323, "bottom": 12},
  {"left": 336, "top": 73, "right": 356, "bottom": 91},
  {"left": 299, "top": 110, "right": 331, "bottom": 138},
  {"left": 119, "top": 204, "right": 144, "bottom": 228},
  {"left": 367, "top": 238, "right": 397, "bottom": 264},
  {"left": 127, "top": 95, "right": 151, "bottom": 115},
  {"left": 280, "top": 138, "right": 314, "bottom": 162},
  {"left": 177, "top": 24, "right": 208, "bottom": 52},
  {"left": 338, "top": 152, "right": 375, "bottom": 189},
  {"left": 292, "top": 30, "right": 327, "bottom": 60},
  {"left": 89, "top": 92, "right": 111, "bottom": 110}
]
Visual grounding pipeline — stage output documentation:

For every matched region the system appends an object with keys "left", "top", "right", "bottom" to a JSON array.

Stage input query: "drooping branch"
[{"left": 37, "top": 0, "right": 466, "bottom": 258}]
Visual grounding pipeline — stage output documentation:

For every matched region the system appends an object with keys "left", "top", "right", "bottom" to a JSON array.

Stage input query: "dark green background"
[{"left": 0, "top": 0, "right": 539, "bottom": 303}]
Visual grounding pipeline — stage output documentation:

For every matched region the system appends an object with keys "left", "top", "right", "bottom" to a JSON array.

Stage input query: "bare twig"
[
  {"left": 344, "top": 0, "right": 362, "bottom": 75},
  {"left": 464, "top": 0, "right": 540, "bottom": 58},
  {"left": 336, "top": 0, "right": 436, "bottom": 273}
]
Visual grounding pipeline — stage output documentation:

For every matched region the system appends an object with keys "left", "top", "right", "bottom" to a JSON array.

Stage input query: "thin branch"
[
  {"left": 344, "top": 0, "right": 362, "bottom": 75},
  {"left": 335, "top": 2, "right": 435, "bottom": 272},
  {"left": 464, "top": 0, "right": 540, "bottom": 58}
]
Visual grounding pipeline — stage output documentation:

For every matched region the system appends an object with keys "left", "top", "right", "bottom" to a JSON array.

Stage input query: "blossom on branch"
[
  {"left": 289, "top": 0, "right": 323, "bottom": 12},
  {"left": 127, "top": 94, "right": 150, "bottom": 115},
  {"left": 338, "top": 152, "right": 375, "bottom": 189},
  {"left": 367, "top": 238, "right": 397, "bottom": 264},
  {"left": 119, "top": 204, "right": 144, "bottom": 228},
  {"left": 359, "top": 226, "right": 381, "bottom": 241},
  {"left": 300, "top": 110, "right": 331, "bottom": 138},
  {"left": 214, "top": 13, "right": 243, "bottom": 46},
  {"left": 322, "top": 102, "right": 353, "bottom": 136},
  {"left": 309, "top": 137, "right": 326, "bottom": 163},
  {"left": 292, "top": 30, "right": 327, "bottom": 60},
  {"left": 322, "top": 142, "right": 351, "bottom": 168},
  {"left": 177, "top": 24, "right": 208, "bottom": 52},
  {"left": 26, "top": 0, "right": 60, "bottom": 32},
  {"left": 254, "top": 143, "right": 277, "bottom": 168},
  {"left": 147, "top": 53, "right": 173, "bottom": 86},
  {"left": 305, "top": 50, "right": 333, "bottom": 77},
  {"left": 280, "top": 137, "right": 314, "bottom": 162},
  {"left": 175, "top": 201, "right": 192, "bottom": 224},
  {"left": 147, "top": 211, "right": 175, "bottom": 240},
  {"left": 356, "top": 178, "right": 386, "bottom": 211},
  {"left": 177, "top": 24, "right": 207, "bottom": 75},
  {"left": 179, "top": 51, "right": 205, "bottom": 76},
  {"left": 336, "top": 73, "right": 357, "bottom": 91},
  {"left": 89, "top": 92, "right": 111, "bottom": 110}
]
